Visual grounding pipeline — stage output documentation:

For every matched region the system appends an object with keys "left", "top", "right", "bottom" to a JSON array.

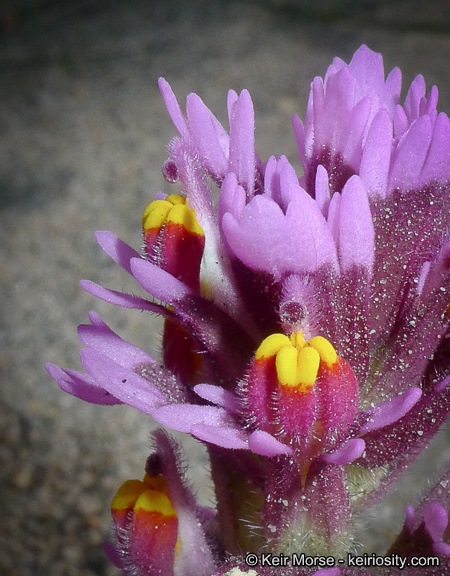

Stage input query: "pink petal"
[
  {"left": 228, "top": 89, "right": 255, "bottom": 195},
  {"left": 80, "top": 280, "right": 167, "bottom": 314},
  {"left": 360, "top": 108, "right": 393, "bottom": 198},
  {"left": 191, "top": 423, "right": 249, "bottom": 450},
  {"left": 95, "top": 230, "right": 140, "bottom": 275},
  {"left": 158, "top": 77, "right": 189, "bottom": 138},
  {"left": 80, "top": 349, "right": 166, "bottom": 414},
  {"left": 360, "top": 387, "right": 422, "bottom": 433},
  {"left": 153, "top": 404, "right": 231, "bottom": 433},
  {"left": 194, "top": 384, "right": 240, "bottom": 414},
  {"left": 338, "top": 175, "right": 374, "bottom": 272},
  {"left": 45, "top": 363, "right": 122, "bottom": 405},
  {"left": 78, "top": 319, "right": 154, "bottom": 367},
  {"left": 388, "top": 115, "right": 433, "bottom": 191},
  {"left": 186, "top": 93, "right": 229, "bottom": 177},
  {"left": 130, "top": 257, "right": 192, "bottom": 303},
  {"left": 322, "top": 438, "right": 366, "bottom": 465},
  {"left": 248, "top": 430, "right": 293, "bottom": 456},
  {"left": 424, "top": 503, "right": 448, "bottom": 542}
]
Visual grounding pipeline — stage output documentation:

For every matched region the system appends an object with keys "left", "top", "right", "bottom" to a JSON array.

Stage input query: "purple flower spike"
[{"left": 47, "top": 45, "right": 450, "bottom": 574}]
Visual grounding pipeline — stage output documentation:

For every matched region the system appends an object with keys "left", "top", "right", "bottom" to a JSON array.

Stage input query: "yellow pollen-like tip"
[
  {"left": 166, "top": 204, "right": 204, "bottom": 235},
  {"left": 296, "top": 346, "right": 320, "bottom": 388},
  {"left": 134, "top": 490, "right": 177, "bottom": 517},
  {"left": 142, "top": 195, "right": 187, "bottom": 229},
  {"left": 275, "top": 345, "right": 298, "bottom": 387},
  {"left": 111, "top": 479, "right": 148, "bottom": 511},
  {"left": 142, "top": 199, "right": 173, "bottom": 229},
  {"left": 165, "top": 194, "right": 186, "bottom": 205},
  {"left": 255, "top": 333, "right": 292, "bottom": 360},
  {"left": 308, "top": 336, "right": 338, "bottom": 366}
]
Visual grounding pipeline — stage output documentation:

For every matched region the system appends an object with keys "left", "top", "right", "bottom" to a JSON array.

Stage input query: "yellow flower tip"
[
  {"left": 141, "top": 194, "right": 188, "bottom": 229},
  {"left": 166, "top": 204, "right": 204, "bottom": 235},
  {"left": 308, "top": 336, "right": 338, "bottom": 366},
  {"left": 134, "top": 489, "right": 177, "bottom": 517},
  {"left": 275, "top": 342, "right": 319, "bottom": 390},
  {"left": 111, "top": 479, "right": 148, "bottom": 511},
  {"left": 296, "top": 346, "right": 320, "bottom": 388},
  {"left": 142, "top": 199, "right": 173, "bottom": 229},
  {"left": 254, "top": 331, "right": 336, "bottom": 390},
  {"left": 275, "top": 345, "right": 298, "bottom": 387},
  {"left": 165, "top": 194, "right": 186, "bottom": 206},
  {"left": 142, "top": 195, "right": 204, "bottom": 235},
  {"left": 255, "top": 333, "right": 292, "bottom": 360}
]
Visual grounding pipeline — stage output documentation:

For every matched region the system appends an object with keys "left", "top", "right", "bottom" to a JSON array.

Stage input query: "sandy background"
[{"left": 1, "top": 1, "right": 449, "bottom": 574}]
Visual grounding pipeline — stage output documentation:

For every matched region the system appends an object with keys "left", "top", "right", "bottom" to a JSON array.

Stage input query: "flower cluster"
[{"left": 46, "top": 46, "right": 450, "bottom": 575}]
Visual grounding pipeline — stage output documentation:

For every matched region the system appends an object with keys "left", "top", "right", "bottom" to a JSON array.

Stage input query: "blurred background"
[{"left": 1, "top": 1, "right": 449, "bottom": 574}]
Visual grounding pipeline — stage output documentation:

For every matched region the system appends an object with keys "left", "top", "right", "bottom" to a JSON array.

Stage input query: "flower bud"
[
  {"left": 111, "top": 474, "right": 178, "bottom": 576},
  {"left": 142, "top": 194, "right": 205, "bottom": 291},
  {"left": 109, "top": 431, "right": 216, "bottom": 576}
]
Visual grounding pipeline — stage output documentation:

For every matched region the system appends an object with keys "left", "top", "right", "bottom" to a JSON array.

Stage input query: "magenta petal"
[
  {"left": 78, "top": 320, "right": 154, "bottom": 368},
  {"left": 218, "top": 172, "right": 246, "bottom": 224},
  {"left": 312, "top": 569, "right": 342, "bottom": 576},
  {"left": 348, "top": 44, "right": 385, "bottom": 99},
  {"left": 340, "top": 94, "right": 372, "bottom": 169},
  {"left": 314, "top": 164, "right": 331, "bottom": 215},
  {"left": 420, "top": 112, "right": 450, "bottom": 185},
  {"left": 223, "top": 189, "right": 337, "bottom": 277},
  {"left": 153, "top": 404, "right": 232, "bottom": 433},
  {"left": 80, "top": 349, "right": 166, "bottom": 414},
  {"left": 45, "top": 363, "right": 122, "bottom": 405},
  {"left": 434, "top": 542, "right": 450, "bottom": 556},
  {"left": 404, "top": 74, "right": 426, "bottom": 121},
  {"left": 360, "top": 387, "right": 422, "bottom": 433},
  {"left": 186, "top": 92, "right": 229, "bottom": 177},
  {"left": 87, "top": 310, "right": 107, "bottom": 327},
  {"left": 322, "top": 438, "right": 365, "bottom": 465},
  {"left": 191, "top": 423, "right": 249, "bottom": 450},
  {"left": 227, "top": 89, "right": 238, "bottom": 119},
  {"left": 359, "top": 108, "right": 393, "bottom": 198},
  {"left": 292, "top": 113, "right": 307, "bottom": 168},
  {"left": 382, "top": 66, "right": 402, "bottom": 115},
  {"left": 95, "top": 230, "right": 140, "bottom": 275},
  {"left": 158, "top": 77, "right": 189, "bottom": 138},
  {"left": 423, "top": 503, "right": 448, "bottom": 542},
  {"left": 247, "top": 430, "right": 293, "bottom": 457},
  {"left": 222, "top": 196, "right": 288, "bottom": 276},
  {"left": 228, "top": 89, "right": 255, "bottom": 195},
  {"left": 193, "top": 384, "right": 240, "bottom": 414},
  {"left": 338, "top": 175, "right": 374, "bottom": 272},
  {"left": 80, "top": 280, "right": 168, "bottom": 315},
  {"left": 130, "top": 257, "right": 192, "bottom": 303},
  {"left": 388, "top": 115, "right": 433, "bottom": 191}
]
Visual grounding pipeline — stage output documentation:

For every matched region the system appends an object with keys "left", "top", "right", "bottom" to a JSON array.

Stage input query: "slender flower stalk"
[{"left": 46, "top": 45, "right": 450, "bottom": 575}]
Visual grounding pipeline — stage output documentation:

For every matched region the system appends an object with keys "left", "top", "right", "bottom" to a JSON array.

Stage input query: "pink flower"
[{"left": 46, "top": 45, "right": 450, "bottom": 572}]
